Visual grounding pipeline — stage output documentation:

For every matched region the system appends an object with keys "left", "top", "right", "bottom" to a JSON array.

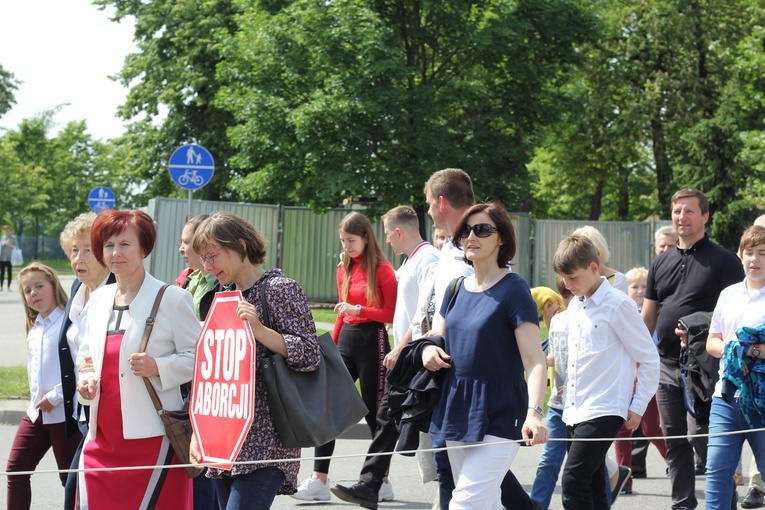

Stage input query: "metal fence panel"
[
  {"left": 510, "top": 213, "right": 532, "bottom": 285},
  {"left": 281, "top": 207, "right": 401, "bottom": 302},
  {"left": 533, "top": 220, "right": 652, "bottom": 289},
  {"left": 146, "top": 198, "right": 279, "bottom": 287}
]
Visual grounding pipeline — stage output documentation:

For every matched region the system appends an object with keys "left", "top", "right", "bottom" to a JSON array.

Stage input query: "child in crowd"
[
  {"left": 6, "top": 263, "right": 80, "bottom": 510},
  {"left": 614, "top": 267, "right": 668, "bottom": 495},
  {"left": 531, "top": 277, "right": 573, "bottom": 508},
  {"left": 626, "top": 267, "right": 648, "bottom": 311},
  {"left": 704, "top": 226, "right": 765, "bottom": 509},
  {"left": 553, "top": 235, "right": 659, "bottom": 509}
]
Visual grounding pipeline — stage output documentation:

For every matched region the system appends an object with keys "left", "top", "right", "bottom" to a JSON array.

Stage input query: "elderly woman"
[
  {"left": 57, "top": 212, "right": 113, "bottom": 510},
  {"left": 189, "top": 211, "right": 321, "bottom": 509},
  {"left": 77, "top": 210, "right": 199, "bottom": 509}
]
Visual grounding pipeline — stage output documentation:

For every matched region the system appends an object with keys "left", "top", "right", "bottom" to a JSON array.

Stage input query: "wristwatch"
[
  {"left": 529, "top": 404, "right": 544, "bottom": 416},
  {"left": 752, "top": 344, "right": 761, "bottom": 358}
]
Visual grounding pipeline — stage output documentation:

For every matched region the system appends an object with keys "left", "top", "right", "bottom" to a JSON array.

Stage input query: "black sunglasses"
[{"left": 459, "top": 223, "right": 499, "bottom": 239}]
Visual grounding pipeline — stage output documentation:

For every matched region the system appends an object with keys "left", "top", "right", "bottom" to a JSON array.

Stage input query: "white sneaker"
[
  {"left": 378, "top": 480, "right": 394, "bottom": 502},
  {"left": 291, "top": 475, "right": 331, "bottom": 501}
]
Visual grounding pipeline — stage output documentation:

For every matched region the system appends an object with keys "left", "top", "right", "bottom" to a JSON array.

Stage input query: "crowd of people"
[{"left": 4, "top": 168, "right": 765, "bottom": 510}]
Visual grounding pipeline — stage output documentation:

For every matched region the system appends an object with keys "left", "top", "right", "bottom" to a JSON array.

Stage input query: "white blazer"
[{"left": 78, "top": 273, "right": 199, "bottom": 439}]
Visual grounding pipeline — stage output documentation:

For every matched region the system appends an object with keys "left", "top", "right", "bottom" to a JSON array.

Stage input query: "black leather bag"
[
  {"left": 259, "top": 279, "right": 368, "bottom": 448},
  {"left": 139, "top": 284, "right": 201, "bottom": 478}
]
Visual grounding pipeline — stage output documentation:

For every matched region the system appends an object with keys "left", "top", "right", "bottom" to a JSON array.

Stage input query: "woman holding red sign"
[
  {"left": 76, "top": 210, "right": 199, "bottom": 509},
  {"left": 189, "top": 211, "right": 321, "bottom": 509}
]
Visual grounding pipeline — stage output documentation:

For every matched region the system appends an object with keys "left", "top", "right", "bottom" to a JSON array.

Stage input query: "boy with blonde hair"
[{"left": 553, "top": 235, "right": 659, "bottom": 509}]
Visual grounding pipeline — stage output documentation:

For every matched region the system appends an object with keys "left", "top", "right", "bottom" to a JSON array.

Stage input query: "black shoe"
[
  {"left": 696, "top": 464, "right": 706, "bottom": 476},
  {"left": 742, "top": 487, "right": 765, "bottom": 508},
  {"left": 631, "top": 468, "right": 647, "bottom": 479},
  {"left": 611, "top": 465, "right": 631, "bottom": 505},
  {"left": 331, "top": 482, "right": 379, "bottom": 509},
  {"left": 622, "top": 486, "right": 633, "bottom": 495}
]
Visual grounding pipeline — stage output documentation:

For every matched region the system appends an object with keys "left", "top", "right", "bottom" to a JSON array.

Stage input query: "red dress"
[{"left": 78, "top": 305, "right": 191, "bottom": 509}]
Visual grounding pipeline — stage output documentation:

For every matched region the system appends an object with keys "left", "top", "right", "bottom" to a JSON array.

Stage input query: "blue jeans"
[
  {"left": 194, "top": 469, "right": 217, "bottom": 509},
  {"left": 531, "top": 406, "right": 567, "bottom": 509},
  {"left": 213, "top": 467, "right": 285, "bottom": 510},
  {"left": 706, "top": 397, "right": 765, "bottom": 509}
]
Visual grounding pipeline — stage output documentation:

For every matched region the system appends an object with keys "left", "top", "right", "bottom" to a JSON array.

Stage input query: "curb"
[{"left": 0, "top": 408, "right": 25, "bottom": 425}]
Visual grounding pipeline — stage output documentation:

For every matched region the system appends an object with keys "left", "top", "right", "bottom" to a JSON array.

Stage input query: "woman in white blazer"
[{"left": 76, "top": 209, "right": 199, "bottom": 510}]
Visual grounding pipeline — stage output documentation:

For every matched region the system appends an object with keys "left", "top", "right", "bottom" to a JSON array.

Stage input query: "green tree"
[
  {"left": 1, "top": 112, "right": 126, "bottom": 256},
  {"left": 217, "top": 0, "right": 596, "bottom": 214},
  {"left": 530, "top": 0, "right": 761, "bottom": 229},
  {"left": 96, "top": 0, "right": 242, "bottom": 201},
  {"left": 674, "top": 6, "right": 765, "bottom": 248},
  {"left": 0, "top": 64, "right": 19, "bottom": 118}
]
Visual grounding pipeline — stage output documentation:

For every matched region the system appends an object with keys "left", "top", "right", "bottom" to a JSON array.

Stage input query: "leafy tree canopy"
[
  {"left": 217, "top": 0, "right": 597, "bottom": 215},
  {"left": 0, "top": 64, "right": 19, "bottom": 118}
]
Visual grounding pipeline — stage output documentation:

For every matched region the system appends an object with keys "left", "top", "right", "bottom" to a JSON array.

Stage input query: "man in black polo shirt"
[{"left": 642, "top": 188, "right": 744, "bottom": 510}]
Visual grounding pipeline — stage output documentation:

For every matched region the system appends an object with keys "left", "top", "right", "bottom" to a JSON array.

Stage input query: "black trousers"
[
  {"left": 0, "top": 260, "right": 11, "bottom": 287},
  {"left": 562, "top": 415, "right": 623, "bottom": 510},
  {"left": 314, "top": 322, "right": 393, "bottom": 487},
  {"left": 656, "top": 361, "right": 701, "bottom": 510}
]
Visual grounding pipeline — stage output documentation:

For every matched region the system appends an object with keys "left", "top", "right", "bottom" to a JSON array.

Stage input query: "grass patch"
[
  {"left": 0, "top": 366, "right": 29, "bottom": 399},
  {"left": 311, "top": 308, "right": 336, "bottom": 324}
]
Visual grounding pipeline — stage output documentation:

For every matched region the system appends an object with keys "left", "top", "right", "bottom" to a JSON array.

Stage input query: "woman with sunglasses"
[
  {"left": 422, "top": 202, "right": 548, "bottom": 509},
  {"left": 189, "top": 211, "right": 321, "bottom": 509},
  {"left": 293, "top": 211, "right": 397, "bottom": 503}
]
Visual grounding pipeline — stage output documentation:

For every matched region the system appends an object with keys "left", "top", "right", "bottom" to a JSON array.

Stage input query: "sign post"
[
  {"left": 87, "top": 186, "right": 116, "bottom": 212},
  {"left": 168, "top": 143, "right": 215, "bottom": 216},
  {"left": 190, "top": 291, "right": 256, "bottom": 469}
]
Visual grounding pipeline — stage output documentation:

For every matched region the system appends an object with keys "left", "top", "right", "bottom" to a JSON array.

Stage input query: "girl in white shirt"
[{"left": 5, "top": 263, "right": 80, "bottom": 510}]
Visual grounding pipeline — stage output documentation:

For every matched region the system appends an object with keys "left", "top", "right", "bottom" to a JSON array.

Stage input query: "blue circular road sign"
[
  {"left": 88, "top": 186, "right": 116, "bottom": 212},
  {"left": 168, "top": 144, "right": 215, "bottom": 190}
]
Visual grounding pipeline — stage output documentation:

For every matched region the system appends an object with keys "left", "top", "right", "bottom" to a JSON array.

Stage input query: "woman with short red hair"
[{"left": 76, "top": 209, "right": 199, "bottom": 509}]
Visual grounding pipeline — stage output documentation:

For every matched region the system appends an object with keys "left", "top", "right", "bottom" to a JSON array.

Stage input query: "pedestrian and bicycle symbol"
[
  {"left": 87, "top": 186, "right": 116, "bottom": 212},
  {"left": 168, "top": 144, "right": 215, "bottom": 190}
]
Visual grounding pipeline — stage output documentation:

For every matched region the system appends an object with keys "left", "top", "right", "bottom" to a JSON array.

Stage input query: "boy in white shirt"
[
  {"left": 704, "top": 225, "right": 765, "bottom": 509},
  {"left": 553, "top": 234, "right": 659, "bottom": 510}
]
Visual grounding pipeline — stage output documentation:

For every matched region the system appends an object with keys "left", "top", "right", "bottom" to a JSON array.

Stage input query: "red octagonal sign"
[{"left": 190, "top": 291, "right": 256, "bottom": 470}]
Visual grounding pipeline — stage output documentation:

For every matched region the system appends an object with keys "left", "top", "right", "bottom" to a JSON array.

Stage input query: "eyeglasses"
[
  {"left": 459, "top": 223, "right": 499, "bottom": 239},
  {"left": 199, "top": 248, "right": 223, "bottom": 265}
]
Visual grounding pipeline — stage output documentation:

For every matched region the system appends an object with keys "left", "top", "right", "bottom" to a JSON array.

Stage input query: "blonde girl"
[{"left": 6, "top": 264, "right": 80, "bottom": 510}]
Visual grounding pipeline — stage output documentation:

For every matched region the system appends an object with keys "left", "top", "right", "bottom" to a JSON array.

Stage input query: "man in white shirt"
[
  {"left": 382, "top": 206, "right": 439, "bottom": 364},
  {"left": 424, "top": 168, "right": 476, "bottom": 314},
  {"left": 553, "top": 234, "right": 659, "bottom": 509}
]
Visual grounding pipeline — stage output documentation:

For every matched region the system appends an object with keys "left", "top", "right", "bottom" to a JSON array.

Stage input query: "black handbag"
[
  {"left": 259, "top": 277, "right": 368, "bottom": 448},
  {"left": 139, "top": 284, "right": 201, "bottom": 478}
]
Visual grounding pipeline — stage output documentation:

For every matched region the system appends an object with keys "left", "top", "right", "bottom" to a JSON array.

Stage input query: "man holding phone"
[{"left": 641, "top": 189, "right": 744, "bottom": 510}]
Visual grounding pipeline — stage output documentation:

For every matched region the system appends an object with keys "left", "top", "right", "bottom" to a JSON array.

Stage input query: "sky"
[{"left": 0, "top": 1, "right": 136, "bottom": 140}]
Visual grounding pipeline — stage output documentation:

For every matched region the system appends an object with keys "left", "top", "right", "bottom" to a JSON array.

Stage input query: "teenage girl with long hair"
[{"left": 293, "top": 211, "right": 397, "bottom": 502}]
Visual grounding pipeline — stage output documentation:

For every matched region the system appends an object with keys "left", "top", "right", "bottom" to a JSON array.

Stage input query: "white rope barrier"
[{"left": 2, "top": 426, "right": 765, "bottom": 478}]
